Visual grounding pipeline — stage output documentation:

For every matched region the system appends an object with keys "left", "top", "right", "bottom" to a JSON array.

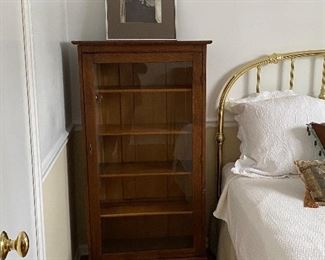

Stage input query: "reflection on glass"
[
  {"left": 94, "top": 62, "right": 193, "bottom": 253},
  {"left": 101, "top": 215, "right": 193, "bottom": 253}
]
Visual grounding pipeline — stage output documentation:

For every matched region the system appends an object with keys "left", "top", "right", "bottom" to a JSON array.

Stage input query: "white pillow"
[
  {"left": 227, "top": 90, "right": 297, "bottom": 108},
  {"left": 229, "top": 93, "right": 325, "bottom": 177}
]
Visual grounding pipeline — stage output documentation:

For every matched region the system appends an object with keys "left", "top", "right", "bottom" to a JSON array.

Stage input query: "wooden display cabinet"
[{"left": 73, "top": 40, "right": 211, "bottom": 259}]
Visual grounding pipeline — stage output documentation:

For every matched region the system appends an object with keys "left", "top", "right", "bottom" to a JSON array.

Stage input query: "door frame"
[{"left": 20, "top": 0, "right": 46, "bottom": 259}]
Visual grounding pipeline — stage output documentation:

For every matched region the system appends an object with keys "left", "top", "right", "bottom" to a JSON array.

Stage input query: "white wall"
[
  {"left": 67, "top": 0, "right": 325, "bottom": 124},
  {"left": 28, "top": 0, "right": 74, "bottom": 258},
  {"left": 67, "top": 0, "right": 106, "bottom": 124},
  {"left": 176, "top": 0, "right": 325, "bottom": 121},
  {"left": 30, "top": 0, "right": 71, "bottom": 174}
]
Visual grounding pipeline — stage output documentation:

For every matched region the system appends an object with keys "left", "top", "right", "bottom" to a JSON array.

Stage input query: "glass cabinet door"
[{"left": 91, "top": 59, "right": 195, "bottom": 254}]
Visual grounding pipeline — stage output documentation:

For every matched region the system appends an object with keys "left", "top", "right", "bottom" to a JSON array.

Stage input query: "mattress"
[{"left": 214, "top": 163, "right": 325, "bottom": 260}]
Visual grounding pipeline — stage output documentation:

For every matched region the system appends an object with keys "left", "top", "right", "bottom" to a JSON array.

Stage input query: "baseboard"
[{"left": 74, "top": 244, "right": 89, "bottom": 260}]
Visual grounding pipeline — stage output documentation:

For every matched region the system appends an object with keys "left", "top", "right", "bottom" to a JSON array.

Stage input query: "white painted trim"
[
  {"left": 206, "top": 120, "right": 217, "bottom": 128},
  {"left": 207, "top": 117, "right": 237, "bottom": 128},
  {"left": 206, "top": 117, "right": 217, "bottom": 123},
  {"left": 21, "top": 0, "right": 46, "bottom": 259},
  {"left": 224, "top": 120, "right": 237, "bottom": 127},
  {"left": 41, "top": 130, "right": 70, "bottom": 182}
]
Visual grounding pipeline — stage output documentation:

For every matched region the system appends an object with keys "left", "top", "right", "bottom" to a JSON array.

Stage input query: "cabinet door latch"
[
  {"left": 89, "top": 144, "right": 93, "bottom": 154},
  {"left": 95, "top": 94, "right": 103, "bottom": 104}
]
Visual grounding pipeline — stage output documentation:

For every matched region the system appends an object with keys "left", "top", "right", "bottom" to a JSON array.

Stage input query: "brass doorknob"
[{"left": 0, "top": 231, "right": 29, "bottom": 260}]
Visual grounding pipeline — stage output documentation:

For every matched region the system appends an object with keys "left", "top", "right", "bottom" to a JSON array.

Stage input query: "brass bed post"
[
  {"left": 320, "top": 56, "right": 325, "bottom": 99},
  {"left": 256, "top": 66, "right": 261, "bottom": 93},
  {"left": 216, "top": 125, "right": 224, "bottom": 198},
  {"left": 289, "top": 59, "right": 295, "bottom": 89}
]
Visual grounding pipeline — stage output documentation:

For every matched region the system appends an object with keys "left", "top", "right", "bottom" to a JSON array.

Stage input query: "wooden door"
[{"left": 81, "top": 51, "right": 205, "bottom": 259}]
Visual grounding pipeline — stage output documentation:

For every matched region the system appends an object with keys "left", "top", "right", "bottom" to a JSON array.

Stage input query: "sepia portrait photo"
[
  {"left": 120, "top": 0, "right": 162, "bottom": 24},
  {"left": 106, "top": 0, "right": 175, "bottom": 39}
]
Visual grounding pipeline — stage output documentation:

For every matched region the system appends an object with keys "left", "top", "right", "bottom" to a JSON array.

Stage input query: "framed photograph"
[{"left": 106, "top": 0, "right": 176, "bottom": 39}]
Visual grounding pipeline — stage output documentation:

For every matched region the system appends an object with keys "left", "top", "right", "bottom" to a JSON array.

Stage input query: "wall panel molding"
[
  {"left": 41, "top": 128, "right": 71, "bottom": 182},
  {"left": 207, "top": 118, "right": 236, "bottom": 128},
  {"left": 21, "top": 0, "right": 45, "bottom": 258}
]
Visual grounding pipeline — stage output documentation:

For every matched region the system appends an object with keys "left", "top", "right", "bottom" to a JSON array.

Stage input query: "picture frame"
[{"left": 105, "top": 0, "right": 176, "bottom": 39}]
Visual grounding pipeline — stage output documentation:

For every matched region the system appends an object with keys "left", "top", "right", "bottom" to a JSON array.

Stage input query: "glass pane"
[
  {"left": 101, "top": 215, "right": 193, "bottom": 253},
  {"left": 96, "top": 62, "right": 192, "bottom": 89},
  {"left": 94, "top": 62, "right": 193, "bottom": 253}
]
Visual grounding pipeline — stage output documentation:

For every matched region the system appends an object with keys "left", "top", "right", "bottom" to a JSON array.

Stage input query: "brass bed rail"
[{"left": 216, "top": 50, "right": 325, "bottom": 198}]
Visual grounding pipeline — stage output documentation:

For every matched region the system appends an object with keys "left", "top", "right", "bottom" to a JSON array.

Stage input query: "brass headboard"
[{"left": 216, "top": 50, "right": 325, "bottom": 198}]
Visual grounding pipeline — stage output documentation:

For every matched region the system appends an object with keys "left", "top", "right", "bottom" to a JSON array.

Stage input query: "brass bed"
[
  {"left": 214, "top": 50, "right": 325, "bottom": 260},
  {"left": 216, "top": 49, "right": 325, "bottom": 198}
]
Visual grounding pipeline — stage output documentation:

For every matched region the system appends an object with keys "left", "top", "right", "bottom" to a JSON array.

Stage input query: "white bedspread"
[{"left": 214, "top": 163, "right": 325, "bottom": 260}]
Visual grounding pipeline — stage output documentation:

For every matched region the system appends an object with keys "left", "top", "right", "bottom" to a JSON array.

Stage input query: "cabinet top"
[{"left": 72, "top": 40, "right": 212, "bottom": 46}]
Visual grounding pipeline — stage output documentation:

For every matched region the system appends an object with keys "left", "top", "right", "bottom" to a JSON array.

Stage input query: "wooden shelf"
[
  {"left": 102, "top": 236, "right": 193, "bottom": 253},
  {"left": 97, "top": 124, "right": 192, "bottom": 136},
  {"left": 99, "top": 161, "right": 192, "bottom": 178},
  {"left": 100, "top": 200, "right": 193, "bottom": 218},
  {"left": 97, "top": 86, "right": 192, "bottom": 93}
]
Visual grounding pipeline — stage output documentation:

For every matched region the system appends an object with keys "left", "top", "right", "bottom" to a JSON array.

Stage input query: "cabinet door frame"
[
  {"left": 191, "top": 52, "right": 205, "bottom": 255},
  {"left": 81, "top": 51, "right": 206, "bottom": 259}
]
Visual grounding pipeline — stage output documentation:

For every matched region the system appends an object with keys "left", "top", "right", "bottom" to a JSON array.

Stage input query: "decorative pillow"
[
  {"left": 295, "top": 160, "right": 325, "bottom": 207},
  {"left": 307, "top": 123, "right": 325, "bottom": 159},
  {"left": 229, "top": 93, "right": 325, "bottom": 177}
]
